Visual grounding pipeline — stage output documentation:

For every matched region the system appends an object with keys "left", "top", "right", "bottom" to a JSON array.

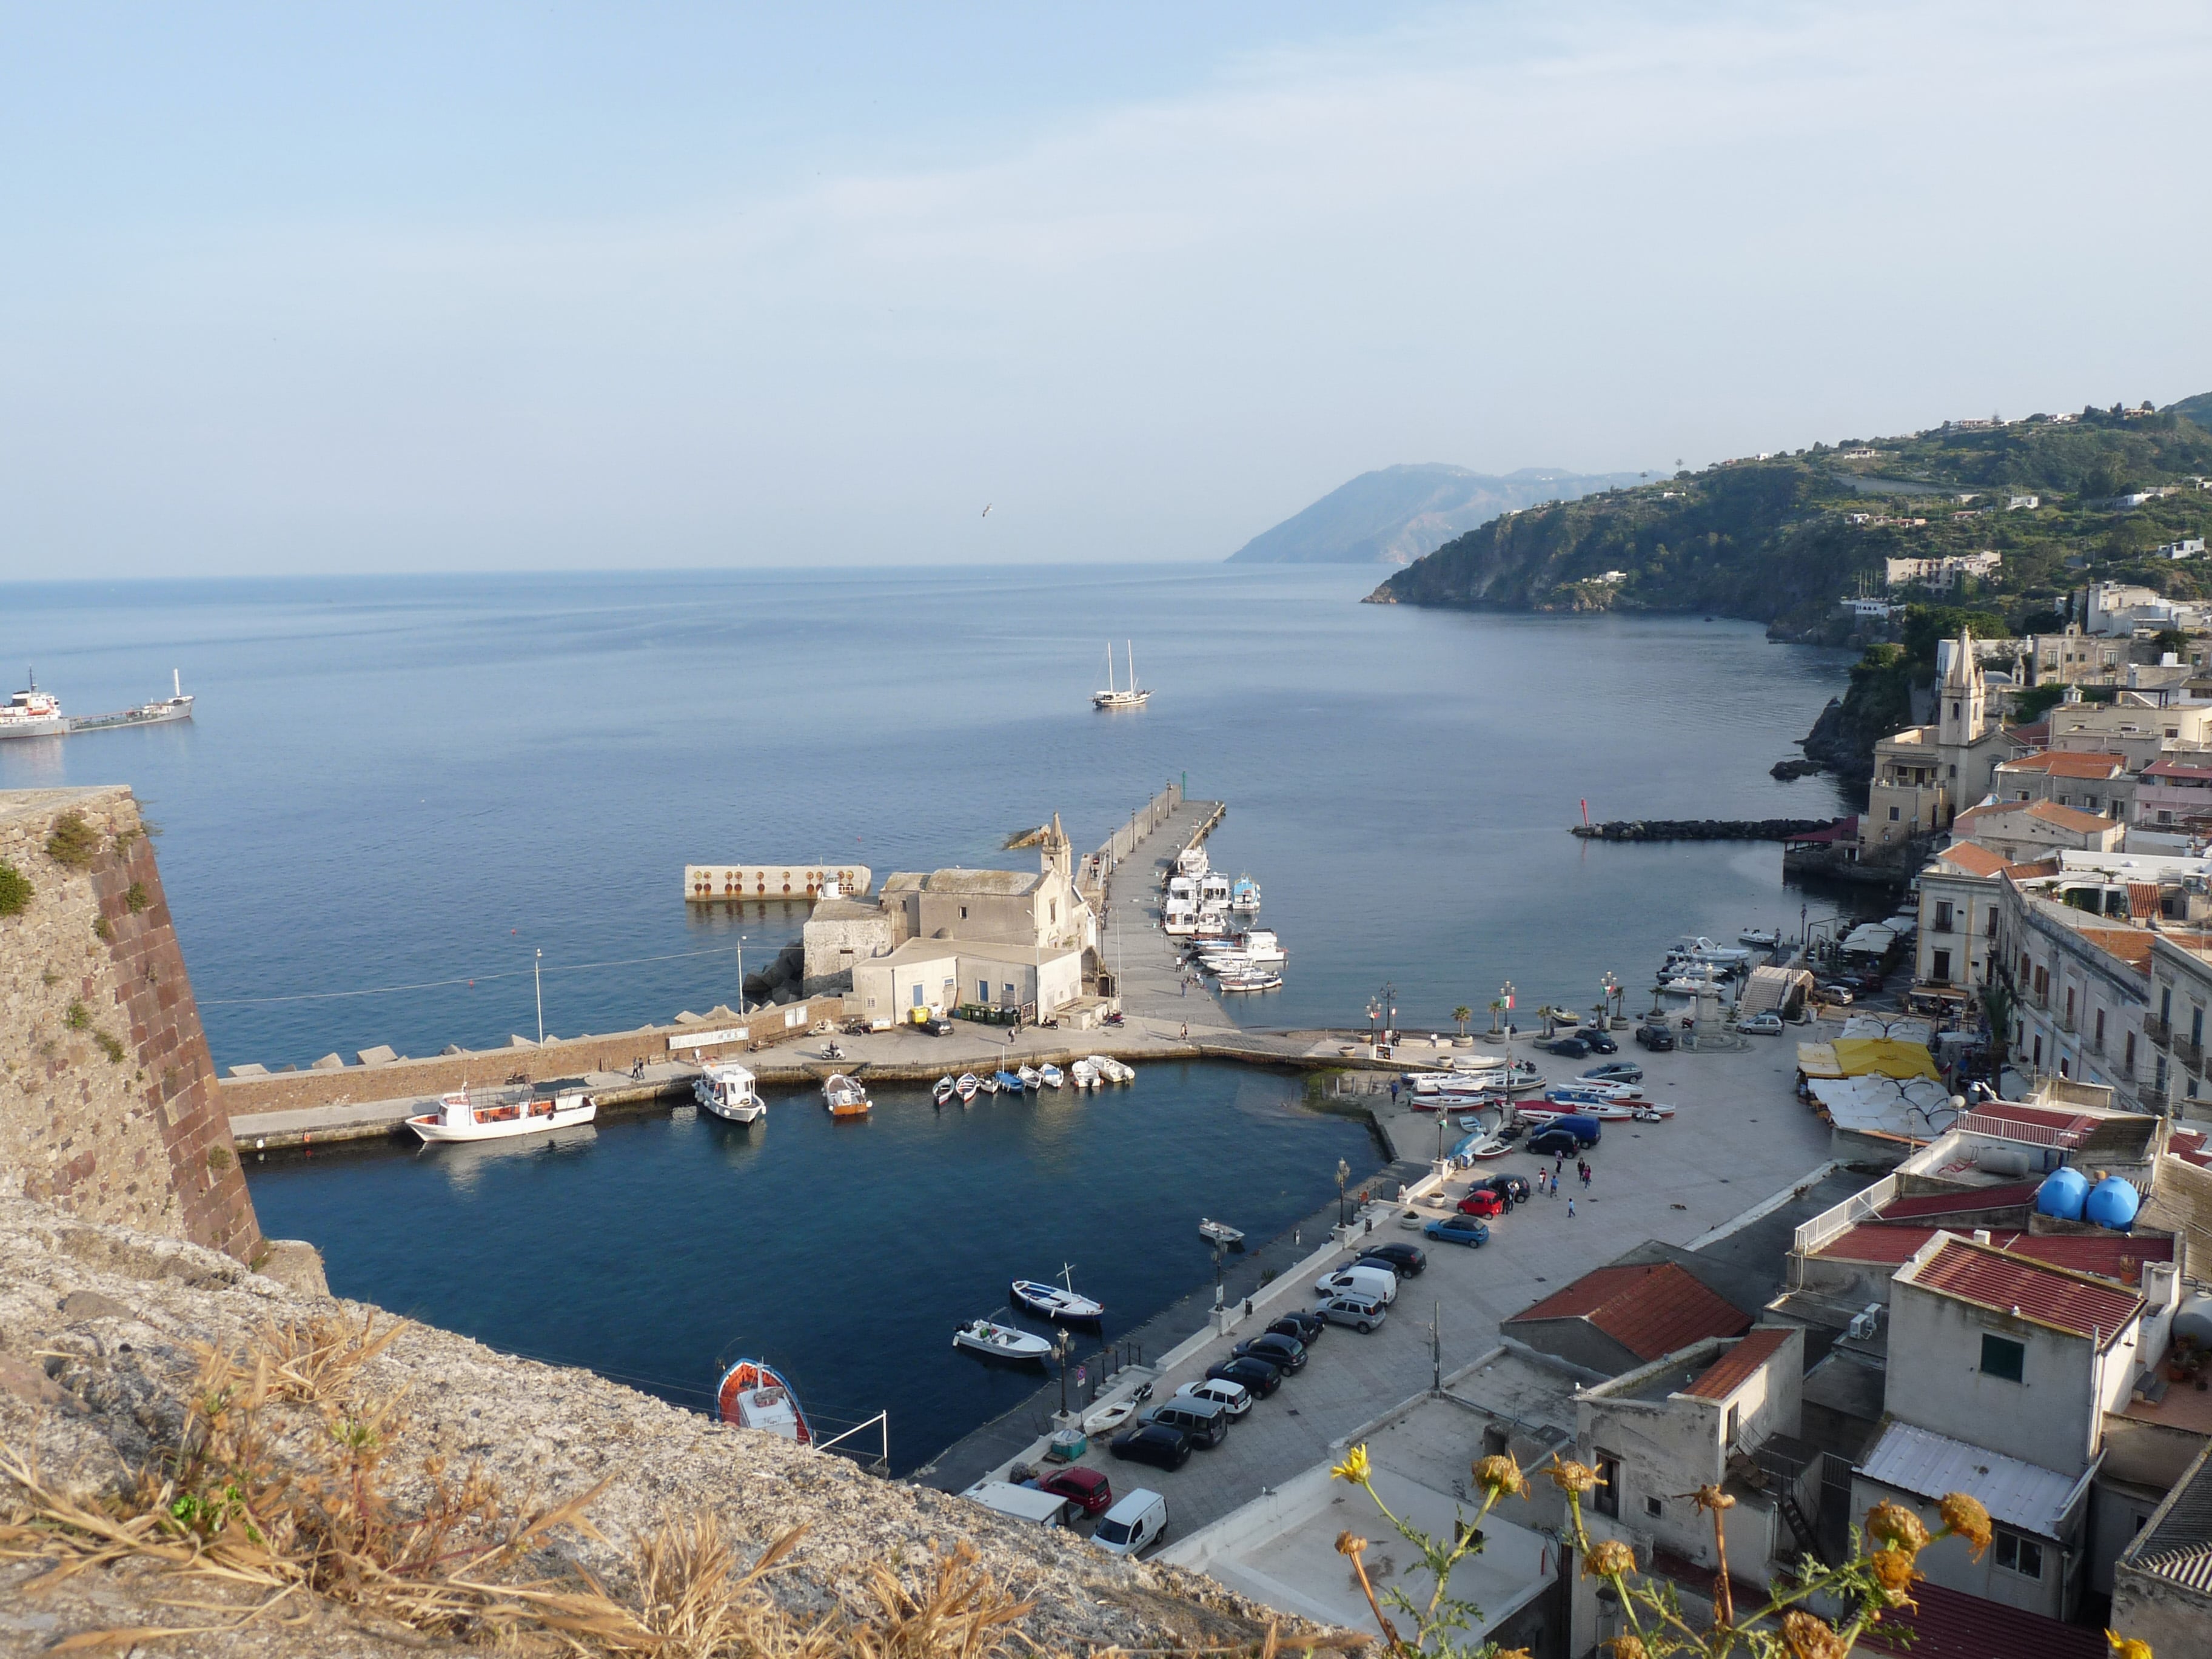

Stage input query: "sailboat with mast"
[{"left": 1092, "top": 641, "right": 1150, "bottom": 710}]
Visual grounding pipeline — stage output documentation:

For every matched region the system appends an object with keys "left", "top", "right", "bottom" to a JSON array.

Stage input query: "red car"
[
  {"left": 1457, "top": 1188, "right": 1507, "bottom": 1219},
  {"left": 1034, "top": 1466, "right": 1113, "bottom": 1517}
]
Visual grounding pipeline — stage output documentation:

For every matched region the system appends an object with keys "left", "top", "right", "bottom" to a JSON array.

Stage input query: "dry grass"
[{"left": 0, "top": 1310, "right": 1345, "bottom": 1657}]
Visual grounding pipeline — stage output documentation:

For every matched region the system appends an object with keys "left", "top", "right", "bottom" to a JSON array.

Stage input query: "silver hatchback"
[{"left": 1316, "top": 1293, "right": 1387, "bottom": 1333}]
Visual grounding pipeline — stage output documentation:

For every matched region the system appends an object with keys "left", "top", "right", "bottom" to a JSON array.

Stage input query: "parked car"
[
  {"left": 1317, "top": 1293, "right": 1388, "bottom": 1332},
  {"left": 1206, "top": 1355, "right": 1284, "bottom": 1397},
  {"left": 1580, "top": 1027, "right": 1619, "bottom": 1053},
  {"left": 1142, "top": 1397, "right": 1230, "bottom": 1448},
  {"left": 1424, "top": 1213, "right": 1490, "bottom": 1247},
  {"left": 1175, "top": 1378, "right": 1252, "bottom": 1419},
  {"left": 1634, "top": 1023, "right": 1677, "bottom": 1051},
  {"left": 1815, "top": 982, "right": 1855, "bottom": 1005},
  {"left": 1582, "top": 1062, "right": 1644, "bottom": 1084},
  {"left": 1542, "top": 1035, "right": 1590, "bottom": 1057},
  {"left": 1091, "top": 1489, "right": 1169, "bottom": 1557},
  {"left": 1472, "top": 1173, "right": 1530, "bottom": 1205},
  {"left": 1233, "top": 1332, "right": 1309, "bottom": 1374},
  {"left": 1457, "top": 1187, "right": 1507, "bottom": 1219},
  {"left": 1314, "top": 1264, "right": 1398, "bottom": 1305},
  {"left": 1738, "top": 1011, "right": 1785, "bottom": 1036},
  {"left": 1529, "top": 1116, "right": 1603, "bottom": 1156},
  {"left": 1849, "top": 970, "right": 1886, "bottom": 994},
  {"left": 1110, "top": 1424, "right": 1190, "bottom": 1471},
  {"left": 1269, "top": 1310, "right": 1326, "bottom": 1344},
  {"left": 913, "top": 1016, "right": 954, "bottom": 1036},
  {"left": 1033, "top": 1466, "right": 1113, "bottom": 1517},
  {"left": 1356, "top": 1242, "right": 1427, "bottom": 1276}
]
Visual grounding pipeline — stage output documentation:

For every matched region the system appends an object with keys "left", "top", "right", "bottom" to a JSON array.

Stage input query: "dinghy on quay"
[
  {"left": 953, "top": 1319, "right": 1055, "bottom": 1364},
  {"left": 714, "top": 1359, "right": 812, "bottom": 1445},
  {"left": 409, "top": 1081, "right": 596, "bottom": 1144},
  {"left": 1010, "top": 1267, "right": 1104, "bottom": 1324},
  {"left": 822, "top": 1073, "right": 871, "bottom": 1118},
  {"left": 694, "top": 1063, "right": 765, "bottom": 1124}
]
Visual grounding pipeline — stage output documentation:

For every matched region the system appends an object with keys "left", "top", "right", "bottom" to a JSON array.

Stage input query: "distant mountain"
[
  {"left": 2167, "top": 390, "right": 2212, "bottom": 428},
  {"left": 1227, "top": 463, "right": 1649, "bottom": 565}
]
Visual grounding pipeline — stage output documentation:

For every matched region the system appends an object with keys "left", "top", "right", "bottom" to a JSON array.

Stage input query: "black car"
[
  {"left": 1543, "top": 1035, "right": 1590, "bottom": 1057},
  {"left": 1356, "top": 1242, "right": 1427, "bottom": 1276},
  {"left": 1580, "top": 1027, "right": 1619, "bottom": 1054},
  {"left": 1528, "top": 1126, "right": 1586, "bottom": 1158},
  {"left": 1634, "top": 1023, "right": 1677, "bottom": 1051},
  {"left": 1473, "top": 1173, "right": 1530, "bottom": 1205},
  {"left": 1110, "top": 1423, "right": 1192, "bottom": 1470},
  {"left": 1269, "top": 1311, "right": 1326, "bottom": 1344},
  {"left": 912, "top": 1016, "right": 954, "bottom": 1036},
  {"left": 1233, "top": 1332, "right": 1308, "bottom": 1374},
  {"left": 1207, "top": 1355, "right": 1284, "bottom": 1397}
]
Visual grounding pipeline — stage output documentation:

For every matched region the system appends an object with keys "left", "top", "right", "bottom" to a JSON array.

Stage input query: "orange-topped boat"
[{"left": 715, "top": 1359, "right": 811, "bottom": 1445}]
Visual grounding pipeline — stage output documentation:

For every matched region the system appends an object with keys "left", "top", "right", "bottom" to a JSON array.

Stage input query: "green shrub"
[
  {"left": 206, "top": 1144, "right": 232, "bottom": 1171},
  {"left": 92, "top": 916, "right": 112, "bottom": 942},
  {"left": 45, "top": 813, "right": 99, "bottom": 870},
  {"left": 64, "top": 1001, "right": 90, "bottom": 1031},
  {"left": 124, "top": 881, "right": 149, "bottom": 913},
  {"left": 94, "top": 1030, "right": 126, "bottom": 1064},
  {"left": 0, "top": 861, "right": 31, "bottom": 917}
]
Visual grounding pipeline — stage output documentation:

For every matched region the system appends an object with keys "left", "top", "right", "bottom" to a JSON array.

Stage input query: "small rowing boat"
[
  {"left": 932, "top": 1075, "right": 956, "bottom": 1106},
  {"left": 956, "top": 1072, "right": 980, "bottom": 1103},
  {"left": 1037, "top": 1064, "right": 1064, "bottom": 1090},
  {"left": 1010, "top": 1265, "right": 1104, "bottom": 1323},
  {"left": 1016, "top": 1064, "right": 1041, "bottom": 1089},
  {"left": 714, "top": 1358, "right": 812, "bottom": 1445},
  {"left": 822, "top": 1073, "right": 871, "bottom": 1118}
]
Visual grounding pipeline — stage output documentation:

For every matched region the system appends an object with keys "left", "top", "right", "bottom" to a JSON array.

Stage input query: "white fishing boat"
[
  {"left": 956, "top": 1072, "right": 981, "bottom": 1103},
  {"left": 1091, "top": 640, "right": 1150, "bottom": 710},
  {"left": 1738, "top": 927, "right": 1781, "bottom": 948},
  {"left": 821, "top": 1073, "right": 871, "bottom": 1118},
  {"left": 1218, "top": 972, "right": 1283, "bottom": 993},
  {"left": 1070, "top": 1059, "right": 1099, "bottom": 1090},
  {"left": 1175, "top": 845, "right": 1210, "bottom": 879},
  {"left": 1016, "top": 1064, "right": 1041, "bottom": 1090},
  {"left": 933, "top": 1075, "right": 956, "bottom": 1105},
  {"left": 694, "top": 1062, "right": 765, "bottom": 1124},
  {"left": 1090, "top": 1056, "right": 1133, "bottom": 1084},
  {"left": 408, "top": 1081, "right": 596, "bottom": 1144},
  {"left": 1010, "top": 1265, "right": 1104, "bottom": 1323},
  {"left": 1230, "top": 875, "right": 1261, "bottom": 913},
  {"left": 977, "top": 1073, "right": 1001, "bottom": 1095},
  {"left": 1162, "top": 900, "right": 1199, "bottom": 937},
  {"left": 1037, "top": 1064, "right": 1064, "bottom": 1090},
  {"left": 714, "top": 1358, "right": 811, "bottom": 1444},
  {"left": 953, "top": 1318, "right": 1054, "bottom": 1363},
  {"left": 1198, "top": 1217, "right": 1244, "bottom": 1247},
  {"left": 1198, "top": 873, "right": 1232, "bottom": 909},
  {"left": 1082, "top": 1398, "right": 1139, "bottom": 1435}
]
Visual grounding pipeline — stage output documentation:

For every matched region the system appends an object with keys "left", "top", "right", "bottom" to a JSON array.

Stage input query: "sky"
[{"left": 3, "top": 1, "right": 2210, "bottom": 578}]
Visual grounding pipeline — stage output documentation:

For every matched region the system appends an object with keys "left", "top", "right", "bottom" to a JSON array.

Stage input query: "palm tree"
[{"left": 1452, "top": 1005, "right": 1472, "bottom": 1040}]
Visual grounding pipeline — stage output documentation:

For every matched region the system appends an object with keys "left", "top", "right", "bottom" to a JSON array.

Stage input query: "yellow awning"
[{"left": 1829, "top": 1037, "right": 1940, "bottom": 1081}]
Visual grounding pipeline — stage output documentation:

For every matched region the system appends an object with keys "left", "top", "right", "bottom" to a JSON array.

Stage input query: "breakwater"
[{"left": 1571, "top": 816, "right": 1834, "bottom": 842}]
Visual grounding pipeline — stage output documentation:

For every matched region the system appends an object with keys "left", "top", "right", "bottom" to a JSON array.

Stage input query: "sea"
[{"left": 0, "top": 563, "right": 1869, "bottom": 1469}]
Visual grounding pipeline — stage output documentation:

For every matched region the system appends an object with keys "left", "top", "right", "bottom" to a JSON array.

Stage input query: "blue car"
[{"left": 1424, "top": 1213, "right": 1490, "bottom": 1248}]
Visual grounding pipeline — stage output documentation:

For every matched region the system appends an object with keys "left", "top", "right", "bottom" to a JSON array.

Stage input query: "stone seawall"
[
  {"left": 1570, "top": 816, "right": 1832, "bottom": 842},
  {"left": 0, "top": 786, "right": 261, "bottom": 1263}
]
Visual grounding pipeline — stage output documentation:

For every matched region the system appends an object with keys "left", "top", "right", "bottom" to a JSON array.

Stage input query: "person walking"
[
  {"left": 1389, "top": 1078, "right": 1400, "bottom": 1103},
  {"left": 1567, "top": 1196, "right": 1577, "bottom": 1219}
]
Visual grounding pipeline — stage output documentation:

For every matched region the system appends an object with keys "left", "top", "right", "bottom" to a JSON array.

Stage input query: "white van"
[
  {"left": 1314, "top": 1264, "right": 1397, "bottom": 1305},
  {"left": 1092, "top": 1488, "right": 1169, "bottom": 1557},
  {"left": 963, "top": 1480, "right": 1074, "bottom": 1528}
]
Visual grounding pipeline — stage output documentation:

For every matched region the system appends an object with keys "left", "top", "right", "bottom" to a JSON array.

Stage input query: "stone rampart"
[{"left": 0, "top": 786, "right": 260, "bottom": 1263}]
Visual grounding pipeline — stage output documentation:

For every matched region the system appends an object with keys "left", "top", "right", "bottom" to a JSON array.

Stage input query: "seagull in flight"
[{"left": 982, "top": 503, "right": 993, "bottom": 518}]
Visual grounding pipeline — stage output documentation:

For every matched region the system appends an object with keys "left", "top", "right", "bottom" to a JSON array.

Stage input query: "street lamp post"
[
  {"left": 534, "top": 948, "right": 544, "bottom": 1046},
  {"left": 736, "top": 933, "right": 748, "bottom": 1014},
  {"left": 1384, "top": 980, "right": 1398, "bottom": 1047},
  {"left": 1336, "top": 1157, "right": 1351, "bottom": 1228},
  {"left": 1501, "top": 980, "right": 1515, "bottom": 1062}
]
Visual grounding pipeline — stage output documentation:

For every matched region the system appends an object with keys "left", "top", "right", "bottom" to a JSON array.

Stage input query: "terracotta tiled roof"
[
  {"left": 2005, "top": 856, "right": 2063, "bottom": 878},
  {"left": 2073, "top": 927, "right": 2155, "bottom": 971},
  {"left": 1999, "top": 750, "right": 2127, "bottom": 779},
  {"left": 2173, "top": 1128, "right": 2212, "bottom": 1168},
  {"left": 1814, "top": 1223, "right": 2171, "bottom": 1283},
  {"left": 1956, "top": 799, "right": 2116, "bottom": 834},
  {"left": 1857, "top": 1578, "right": 2106, "bottom": 1658},
  {"left": 1902, "top": 1236, "right": 2144, "bottom": 1345},
  {"left": 2146, "top": 758, "right": 2212, "bottom": 781},
  {"left": 1934, "top": 842, "right": 2008, "bottom": 877},
  {"left": 1506, "top": 1262, "right": 1750, "bottom": 1361},
  {"left": 1683, "top": 1327, "right": 1793, "bottom": 1400},
  {"left": 2129, "top": 881, "right": 2163, "bottom": 920},
  {"left": 1880, "top": 1181, "right": 2042, "bottom": 1220}
]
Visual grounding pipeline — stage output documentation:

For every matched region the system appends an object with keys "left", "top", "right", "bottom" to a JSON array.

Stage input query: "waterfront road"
[{"left": 926, "top": 1025, "right": 1866, "bottom": 1541}]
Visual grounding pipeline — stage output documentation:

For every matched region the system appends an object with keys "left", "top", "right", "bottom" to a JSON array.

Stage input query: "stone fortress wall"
[{"left": 0, "top": 786, "right": 261, "bottom": 1263}]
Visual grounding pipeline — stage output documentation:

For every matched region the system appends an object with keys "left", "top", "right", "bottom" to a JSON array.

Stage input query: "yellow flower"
[
  {"left": 1867, "top": 1546, "right": 1922, "bottom": 1606},
  {"left": 1331, "top": 1445, "right": 1372, "bottom": 1486},
  {"left": 1548, "top": 1456, "right": 1604, "bottom": 1495},
  {"left": 1781, "top": 1610, "right": 1849, "bottom": 1659},
  {"left": 1692, "top": 1483, "right": 1737, "bottom": 1513},
  {"left": 2106, "top": 1634, "right": 2153, "bottom": 1659},
  {"left": 1583, "top": 1539, "right": 1636, "bottom": 1578},
  {"left": 1474, "top": 1453, "right": 1527, "bottom": 1499},
  {"left": 1865, "top": 1500, "right": 1931, "bottom": 1555},
  {"left": 1335, "top": 1530, "right": 1369, "bottom": 1558},
  {"left": 1603, "top": 1639, "right": 1649, "bottom": 1659},
  {"left": 1940, "top": 1492, "right": 1993, "bottom": 1560}
]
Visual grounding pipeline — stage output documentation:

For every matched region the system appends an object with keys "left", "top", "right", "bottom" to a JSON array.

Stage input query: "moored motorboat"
[
  {"left": 694, "top": 1063, "right": 765, "bottom": 1124},
  {"left": 1017, "top": 1064, "right": 1041, "bottom": 1090},
  {"left": 933, "top": 1075, "right": 956, "bottom": 1105},
  {"left": 714, "top": 1358, "right": 812, "bottom": 1444},
  {"left": 409, "top": 1081, "right": 596, "bottom": 1143},
  {"left": 1230, "top": 875, "right": 1262, "bottom": 912},
  {"left": 1198, "top": 1217, "right": 1244, "bottom": 1247},
  {"left": 953, "top": 1318, "right": 1055, "bottom": 1364},
  {"left": 956, "top": 1072, "right": 981, "bottom": 1103},
  {"left": 1070, "top": 1059, "right": 1098, "bottom": 1090},
  {"left": 994, "top": 1067, "right": 1024, "bottom": 1093},
  {"left": 1010, "top": 1266, "right": 1104, "bottom": 1323},
  {"left": 1218, "top": 972, "right": 1284, "bottom": 993},
  {"left": 822, "top": 1073, "right": 871, "bottom": 1117},
  {"left": 1738, "top": 927, "right": 1780, "bottom": 948},
  {"left": 1037, "top": 1064, "right": 1064, "bottom": 1090},
  {"left": 977, "top": 1073, "right": 1001, "bottom": 1095}
]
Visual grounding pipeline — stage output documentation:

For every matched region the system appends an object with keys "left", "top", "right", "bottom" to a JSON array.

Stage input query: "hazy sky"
[{"left": 4, "top": 2, "right": 2209, "bottom": 577}]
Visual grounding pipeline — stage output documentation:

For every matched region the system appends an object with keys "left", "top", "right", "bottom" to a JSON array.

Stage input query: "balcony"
[
  {"left": 2177, "top": 1037, "right": 2205, "bottom": 1075},
  {"left": 2146, "top": 1016, "right": 2171, "bottom": 1048}
]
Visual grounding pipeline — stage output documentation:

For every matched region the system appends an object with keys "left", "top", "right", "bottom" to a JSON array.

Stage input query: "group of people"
[{"left": 1532, "top": 1157, "right": 1593, "bottom": 1215}]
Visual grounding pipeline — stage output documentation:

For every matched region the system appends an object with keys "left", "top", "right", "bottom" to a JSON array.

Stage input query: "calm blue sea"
[{"left": 1, "top": 565, "right": 1867, "bottom": 1467}]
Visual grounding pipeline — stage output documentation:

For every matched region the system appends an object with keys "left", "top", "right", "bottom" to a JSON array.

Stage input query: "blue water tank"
[
  {"left": 2036, "top": 1167, "right": 2090, "bottom": 1221},
  {"left": 2085, "top": 1176, "right": 2141, "bottom": 1231}
]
